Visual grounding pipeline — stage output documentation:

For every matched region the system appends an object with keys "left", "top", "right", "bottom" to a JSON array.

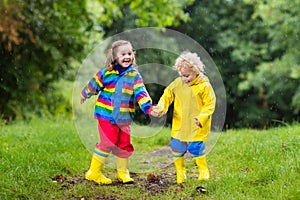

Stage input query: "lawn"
[{"left": 0, "top": 117, "right": 299, "bottom": 199}]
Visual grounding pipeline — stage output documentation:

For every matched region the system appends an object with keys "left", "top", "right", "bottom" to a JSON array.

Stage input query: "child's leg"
[
  {"left": 171, "top": 138, "right": 188, "bottom": 184},
  {"left": 195, "top": 155, "right": 209, "bottom": 180},
  {"left": 116, "top": 157, "right": 134, "bottom": 183},
  {"left": 114, "top": 125, "right": 134, "bottom": 183},
  {"left": 188, "top": 141, "right": 209, "bottom": 180},
  {"left": 112, "top": 125, "right": 134, "bottom": 157},
  {"left": 97, "top": 119, "right": 120, "bottom": 153},
  {"left": 85, "top": 119, "right": 119, "bottom": 184},
  {"left": 85, "top": 151, "right": 112, "bottom": 184}
]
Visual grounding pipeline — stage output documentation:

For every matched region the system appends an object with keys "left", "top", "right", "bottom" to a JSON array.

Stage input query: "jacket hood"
[{"left": 189, "top": 73, "right": 208, "bottom": 86}]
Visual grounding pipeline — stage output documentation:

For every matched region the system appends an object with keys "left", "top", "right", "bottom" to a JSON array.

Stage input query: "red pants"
[{"left": 95, "top": 119, "right": 134, "bottom": 158}]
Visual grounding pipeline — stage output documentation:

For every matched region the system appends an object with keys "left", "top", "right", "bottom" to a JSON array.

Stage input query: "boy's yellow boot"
[
  {"left": 85, "top": 154, "right": 112, "bottom": 184},
  {"left": 174, "top": 156, "right": 186, "bottom": 184},
  {"left": 116, "top": 157, "right": 134, "bottom": 184},
  {"left": 195, "top": 155, "right": 210, "bottom": 181}
]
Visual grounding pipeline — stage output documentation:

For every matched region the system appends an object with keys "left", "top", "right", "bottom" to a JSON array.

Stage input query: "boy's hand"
[
  {"left": 194, "top": 117, "right": 202, "bottom": 128},
  {"left": 150, "top": 105, "right": 162, "bottom": 117},
  {"left": 80, "top": 97, "right": 86, "bottom": 104},
  {"left": 150, "top": 110, "right": 160, "bottom": 117}
]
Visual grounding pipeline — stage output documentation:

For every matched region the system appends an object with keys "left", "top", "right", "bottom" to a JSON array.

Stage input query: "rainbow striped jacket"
[{"left": 81, "top": 64, "right": 152, "bottom": 125}]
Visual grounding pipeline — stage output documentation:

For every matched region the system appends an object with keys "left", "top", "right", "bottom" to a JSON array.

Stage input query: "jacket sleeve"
[
  {"left": 155, "top": 82, "right": 175, "bottom": 116},
  {"left": 81, "top": 70, "right": 103, "bottom": 99},
  {"left": 134, "top": 73, "right": 152, "bottom": 114},
  {"left": 197, "top": 83, "right": 216, "bottom": 127}
]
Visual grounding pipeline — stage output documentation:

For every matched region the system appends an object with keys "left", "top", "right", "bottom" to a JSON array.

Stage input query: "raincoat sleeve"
[
  {"left": 196, "top": 83, "right": 216, "bottom": 127},
  {"left": 134, "top": 73, "right": 153, "bottom": 114},
  {"left": 81, "top": 70, "right": 104, "bottom": 99},
  {"left": 155, "top": 83, "right": 175, "bottom": 116}
]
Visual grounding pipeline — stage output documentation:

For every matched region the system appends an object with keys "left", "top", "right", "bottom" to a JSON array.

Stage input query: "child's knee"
[
  {"left": 170, "top": 138, "right": 187, "bottom": 157},
  {"left": 187, "top": 141, "right": 205, "bottom": 157}
]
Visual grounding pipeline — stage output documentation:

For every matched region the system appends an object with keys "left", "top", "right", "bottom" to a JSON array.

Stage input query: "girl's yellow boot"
[
  {"left": 174, "top": 156, "right": 186, "bottom": 184},
  {"left": 85, "top": 154, "right": 112, "bottom": 184},
  {"left": 195, "top": 155, "right": 210, "bottom": 181},
  {"left": 116, "top": 157, "right": 134, "bottom": 184}
]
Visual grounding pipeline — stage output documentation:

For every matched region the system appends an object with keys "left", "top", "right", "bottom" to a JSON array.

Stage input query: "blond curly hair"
[{"left": 174, "top": 51, "right": 205, "bottom": 75}]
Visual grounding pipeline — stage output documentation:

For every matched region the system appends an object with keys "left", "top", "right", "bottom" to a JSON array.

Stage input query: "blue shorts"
[{"left": 171, "top": 137, "right": 205, "bottom": 157}]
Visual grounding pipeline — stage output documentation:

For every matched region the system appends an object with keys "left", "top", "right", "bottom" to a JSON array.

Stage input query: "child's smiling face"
[
  {"left": 115, "top": 44, "right": 134, "bottom": 68},
  {"left": 179, "top": 67, "right": 198, "bottom": 86}
]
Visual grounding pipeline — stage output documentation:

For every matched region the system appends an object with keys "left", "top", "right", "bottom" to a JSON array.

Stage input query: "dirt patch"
[
  {"left": 140, "top": 172, "right": 175, "bottom": 196},
  {"left": 52, "top": 167, "right": 179, "bottom": 200},
  {"left": 51, "top": 150, "right": 198, "bottom": 199}
]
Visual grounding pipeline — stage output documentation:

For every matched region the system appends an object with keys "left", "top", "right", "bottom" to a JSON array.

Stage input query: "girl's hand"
[
  {"left": 150, "top": 105, "right": 162, "bottom": 117},
  {"left": 80, "top": 97, "right": 86, "bottom": 104},
  {"left": 194, "top": 117, "right": 202, "bottom": 128},
  {"left": 150, "top": 110, "right": 160, "bottom": 117}
]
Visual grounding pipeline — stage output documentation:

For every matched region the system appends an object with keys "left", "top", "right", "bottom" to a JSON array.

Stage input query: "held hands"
[
  {"left": 150, "top": 105, "right": 163, "bottom": 117},
  {"left": 150, "top": 110, "right": 160, "bottom": 117}
]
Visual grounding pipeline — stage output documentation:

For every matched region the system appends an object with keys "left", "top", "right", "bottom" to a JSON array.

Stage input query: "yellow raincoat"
[{"left": 156, "top": 74, "right": 216, "bottom": 142}]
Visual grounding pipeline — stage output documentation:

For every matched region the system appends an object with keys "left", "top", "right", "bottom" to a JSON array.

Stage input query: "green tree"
[
  {"left": 0, "top": 1, "right": 93, "bottom": 120},
  {"left": 0, "top": 0, "right": 192, "bottom": 121},
  {"left": 174, "top": 0, "right": 270, "bottom": 127},
  {"left": 174, "top": 0, "right": 300, "bottom": 128},
  {"left": 238, "top": 0, "right": 300, "bottom": 125}
]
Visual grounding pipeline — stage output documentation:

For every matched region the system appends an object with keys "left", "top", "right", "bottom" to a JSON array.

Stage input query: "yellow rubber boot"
[
  {"left": 116, "top": 157, "right": 134, "bottom": 184},
  {"left": 174, "top": 156, "right": 186, "bottom": 184},
  {"left": 195, "top": 155, "right": 210, "bottom": 181},
  {"left": 85, "top": 154, "right": 112, "bottom": 184}
]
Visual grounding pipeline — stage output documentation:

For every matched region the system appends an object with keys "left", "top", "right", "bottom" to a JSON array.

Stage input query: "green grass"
[{"left": 0, "top": 118, "right": 299, "bottom": 200}]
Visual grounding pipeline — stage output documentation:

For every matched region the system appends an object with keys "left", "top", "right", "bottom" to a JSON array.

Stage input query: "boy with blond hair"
[{"left": 151, "top": 51, "right": 216, "bottom": 184}]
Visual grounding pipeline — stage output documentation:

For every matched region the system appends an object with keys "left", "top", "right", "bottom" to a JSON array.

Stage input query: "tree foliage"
[
  {"left": 239, "top": 0, "right": 300, "bottom": 122},
  {"left": 175, "top": 0, "right": 300, "bottom": 128},
  {"left": 1, "top": 0, "right": 299, "bottom": 128},
  {"left": 0, "top": 0, "right": 192, "bottom": 120}
]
